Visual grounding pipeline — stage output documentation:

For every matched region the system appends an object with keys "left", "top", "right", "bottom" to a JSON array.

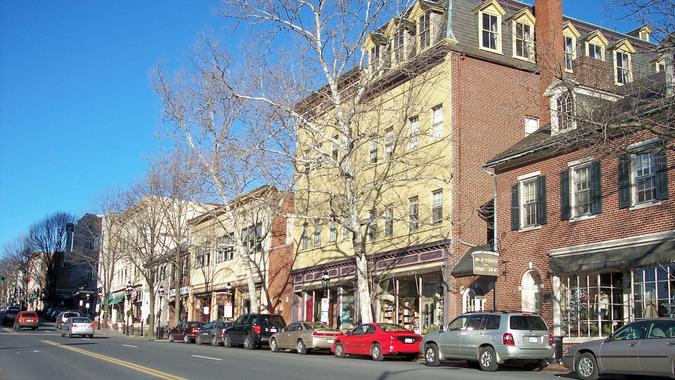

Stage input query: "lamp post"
[
  {"left": 321, "top": 271, "right": 330, "bottom": 325},
  {"left": 85, "top": 293, "right": 91, "bottom": 318},
  {"left": 224, "top": 282, "right": 233, "bottom": 321},
  {"left": 97, "top": 288, "right": 103, "bottom": 330},
  {"left": 125, "top": 281, "right": 133, "bottom": 336},
  {"left": 156, "top": 285, "right": 164, "bottom": 339}
]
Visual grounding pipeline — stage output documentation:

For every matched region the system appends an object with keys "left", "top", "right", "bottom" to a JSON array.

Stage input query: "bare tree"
[{"left": 0, "top": 237, "right": 33, "bottom": 305}]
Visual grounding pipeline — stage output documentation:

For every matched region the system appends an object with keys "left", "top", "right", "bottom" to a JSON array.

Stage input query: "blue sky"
[{"left": 0, "top": 0, "right": 648, "bottom": 250}]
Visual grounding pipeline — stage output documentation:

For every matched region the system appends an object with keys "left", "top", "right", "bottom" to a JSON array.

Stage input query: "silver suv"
[{"left": 421, "top": 311, "right": 554, "bottom": 371}]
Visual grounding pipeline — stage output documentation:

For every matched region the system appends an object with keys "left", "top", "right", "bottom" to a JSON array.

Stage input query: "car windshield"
[
  {"left": 378, "top": 323, "right": 411, "bottom": 332},
  {"left": 261, "top": 316, "right": 285, "bottom": 328},
  {"left": 8, "top": 307, "right": 20, "bottom": 311},
  {"left": 71, "top": 318, "right": 91, "bottom": 323},
  {"left": 509, "top": 315, "right": 548, "bottom": 330},
  {"left": 304, "top": 322, "right": 329, "bottom": 330},
  {"left": 187, "top": 322, "right": 203, "bottom": 328},
  {"left": 64, "top": 313, "right": 79, "bottom": 318}
]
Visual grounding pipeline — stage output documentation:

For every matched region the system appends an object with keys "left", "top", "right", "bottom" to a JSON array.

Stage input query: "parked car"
[
  {"left": 331, "top": 323, "right": 421, "bottom": 361},
  {"left": 2, "top": 306, "right": 21, "bottom": 325},
  {"left": 195, "top": 321, "right": 232, "bottom": 346},
  {"left": 13, "top": 311, "right": 39, "bottom": 330},
  {"left": 222, "top": 313, "right": 286, "bottom": 350},
  {"left": 563, "top": 318, "right": 675, "bottom": 380},
  {"left": 61, "top": 317, "right": 95, "bottom": 338},
  {"left": 50, "top": 307, "right": 66, "bottom": 321},
  {"left": 55, "top": 311, "right": 80, "bottom": 329},
  {"left": 421, "top": 311, "right": 553, "bottom": 371},
  {"left": 270, "top": 321, "right": 342, "bottom": 354},
  {"left": 168, "top": 321, "right": 204, "bottom": 343}
]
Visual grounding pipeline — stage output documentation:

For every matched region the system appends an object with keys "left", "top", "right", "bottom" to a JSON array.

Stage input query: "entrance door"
[{"left": 521, "top": 270, "right": 541, "bottom": 313}]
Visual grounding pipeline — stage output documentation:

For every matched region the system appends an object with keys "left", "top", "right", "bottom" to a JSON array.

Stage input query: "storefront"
[{"left": 551, "top": 232, "right": 675, "bottom": 341}]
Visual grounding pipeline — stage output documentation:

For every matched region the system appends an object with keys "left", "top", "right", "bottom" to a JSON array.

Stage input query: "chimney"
[{"left": 535, "top": 0, "right": 564, "bottom": 123}]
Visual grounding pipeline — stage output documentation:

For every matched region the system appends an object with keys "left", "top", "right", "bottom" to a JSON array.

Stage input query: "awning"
[
  {"left": 108, "top": 295, "right": 125, "bottom": 305},
  {"left": 451, "top": 246, "right": 496, "bottom": 277},
  {"left": 549, "top": 234, "right": 675, "bottom": 274}
]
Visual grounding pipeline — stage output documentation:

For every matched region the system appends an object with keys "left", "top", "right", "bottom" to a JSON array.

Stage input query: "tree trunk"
[
  {"left": 173, "top": 261, "right": 182, "bottom": 325},
  {"left": 148, "top": 290, "right": 155, "bottom": 337},
  {"left": 240, "top": 248, "right": 259, "bottom": 313},
  {"left": 354, "top": 245, "right": 373, "bottom": 323}
]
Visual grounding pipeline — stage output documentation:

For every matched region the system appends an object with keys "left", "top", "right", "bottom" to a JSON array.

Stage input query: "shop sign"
[
  {"left": 320, "top": 298, "right": 329, "bottom": 323},
  {"left": 472, "top": 251, "right": 499, "bottom": 276},
  {"left": 203, "top": 306, "right": 210, "bottom": 315},
  {"left": 224, "top": 304, "right": 233, "bottom": 318},
  {"left": 180, "top": 286, "right": 189, "bottom": 295},
  {"left": 169, "top": 289, "right": 176, "bottom": 298}
]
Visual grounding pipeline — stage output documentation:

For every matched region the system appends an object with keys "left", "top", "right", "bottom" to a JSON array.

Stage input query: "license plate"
[
  {"left": 26, "top": 319, "right": 33, "bottom": 322},
  {"left": 529, "top": 337, "right": 538, "bottom": 343},
  {"left": 270, "top": 327, "right": 277, "bottom": 332},
  {"left": 327, "top": 339, "right": 334, "bottom": 344},
  {"left": 404, "top": 338, "right": 414, "bottom": 344}
]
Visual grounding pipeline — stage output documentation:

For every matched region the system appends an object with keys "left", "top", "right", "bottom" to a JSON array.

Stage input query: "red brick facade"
[{"left": 267, "top": 194, "right": 295, "bottom": 323}]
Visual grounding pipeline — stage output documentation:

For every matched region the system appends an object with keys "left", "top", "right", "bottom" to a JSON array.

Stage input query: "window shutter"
[
  {"left": 618, "top": 154, "right": 632, "bottom": 209},
  {"left": 511, "top": 183, "right": 520, "bottom": 231},
  {"left": 536, "top": 176, "right": 547, "bottom": 225},
  {"left": 560, "top": 169, "right": 570, "bottom": 221},
  {"left": 654, "top": 149, "right": 669, "bottom": 200},
  {"left": 591, "top": 160, "right": 603, "bottom": 214}
]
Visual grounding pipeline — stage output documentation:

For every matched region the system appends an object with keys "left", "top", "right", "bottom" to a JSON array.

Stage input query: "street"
[{"left": 0, "top": 323, "right": 574, "bottom": 380}]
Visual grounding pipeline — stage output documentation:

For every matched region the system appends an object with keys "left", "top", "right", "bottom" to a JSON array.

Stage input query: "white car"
[
  {"left": 61, "top": 317, "right": 94, "bottom": 338},
  {"left": 55, "top": 311, "right": 80, "bottom": 328}
]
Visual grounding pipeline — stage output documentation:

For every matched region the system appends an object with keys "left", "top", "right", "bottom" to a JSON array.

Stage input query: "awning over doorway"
[
  {"left": 108, "top": 295, "right": 125, "bottom": 305},
  {"left": 549, "top": 233, "right": 675, "bottom": 274}
]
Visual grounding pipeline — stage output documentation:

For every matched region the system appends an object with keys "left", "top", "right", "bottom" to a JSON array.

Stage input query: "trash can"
[{"left": 553, "top": 336, "right": 564, "bottom": 363}]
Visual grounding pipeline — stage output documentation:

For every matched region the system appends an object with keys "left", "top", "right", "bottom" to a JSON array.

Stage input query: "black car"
[
  {"left": 2, "top": 306, "right": 21, "bottom": 325},
  {"left": 196, "top": 321, "right": 233, "bottom": 346},
  {"left": 223, "top": 313, "right": 286, "bottom": 350}
]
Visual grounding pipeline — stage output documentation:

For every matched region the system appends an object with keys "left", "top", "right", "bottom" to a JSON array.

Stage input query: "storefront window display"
[
  {"left": 377, "top": 273, "right": 443, "bottom": 334},
  {"left": 633, "top": 263, "right": 674, "bottom": 319}
]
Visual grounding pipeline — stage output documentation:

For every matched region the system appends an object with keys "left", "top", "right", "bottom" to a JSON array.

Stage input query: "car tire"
[
  {"left": 296, "top": 339, "right": 307, "bottom": 355},
  {"left": 424, "top": 343, "right": 440, "bottom": 367},
  {"left": 183, "top": 335, "right": 191, "bottom": 344},
  {"left": 32, "top": 327, "right": 37, "bottom": 331},
  {"left": 334, "top": 342, "right": 345, "bottom": 358},
  {"left": 67, "top": 331, "right": 73, "bottom": 338},
  {"left": 371, "top": 343, "right": 384, "bottom": 361},
  {"left": 243, "top": 335, "right": 254, "bottom": 350},
  {"left": 575, "top": 352, "right": 599, "bottom": 380},
  {"left": 168, "top": 334, "right": 174, "bottom": 343},
  {"left": 211, "top": 336, "right": 217, "bottom": 346},
  {"left": 223, "top": 334, "right": 231, "bottom": 348},
  {"left": 270, "top": 338, "right": 280, "bottom": 353},
  {"left": 477, "top": 346, "right": 498, "bottom": 372}
]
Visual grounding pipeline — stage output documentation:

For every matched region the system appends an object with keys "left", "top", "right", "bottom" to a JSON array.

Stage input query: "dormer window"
[
  {"left": 655, "top": 59, "right": 666, "bottom": 73},
  {"left": 418, "top": 11, "right": 431, "bottom": 51},
  {"left": 587, "top": 43, "right": 603, "bottom": 60},
  {"left": 514, "top": 21, "right": 533, "bottom": 60},
  {"left": 556, "top": 92, "right": 575, "bottom": 132},
  {"left": 370, "top": 45, "right": 381, "bottom": 70},
  {"left": 616, "top": 51, "right": 632, "bottom": 84},
  {"left": 393, "top": 28, "right": 405, "bottom": 63},
  {"left": 481, "top": 13, "right": 500, "bottom": 51},
  {"left": 562, "top": 22, "right": 580, "bottom": 72},
  {"left": 584, "top": 30, "right": 608, "bottom": 62}
]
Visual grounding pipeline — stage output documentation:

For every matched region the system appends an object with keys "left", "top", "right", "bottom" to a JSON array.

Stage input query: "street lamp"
[
  {"left": 156, "top": 285, "right": 165, "bottom": 339},
  {"left": 321, "top": 271, "right": 330, "bottom": 289},
  {"left": 125, "top": 281, "right": 133, "bottom": 336},
  {"left": 97, "top": 288, "right": 103, "bottom": 330}
]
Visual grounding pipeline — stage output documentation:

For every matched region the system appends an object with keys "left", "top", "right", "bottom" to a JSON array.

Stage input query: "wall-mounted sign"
[
  {"left": 320, "top": 298, "right": 329, "bottom": 323},
  {"left": 472, "top": 251, "right": 499, "bottom": 276},
  {"left": 224, "top": 304, "right": 233, "bottom": 319},
  {"left": 180, "top": 286, "right": 189, "bottom": 295}
]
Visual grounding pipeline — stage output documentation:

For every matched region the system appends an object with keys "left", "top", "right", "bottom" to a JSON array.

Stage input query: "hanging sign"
[{"left": 472, "top": 251, "right": 499, "bottom": 276}]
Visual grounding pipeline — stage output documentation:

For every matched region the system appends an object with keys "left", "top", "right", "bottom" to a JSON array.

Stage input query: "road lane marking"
[
  {"left": 122, "top": 344, "right": 138, "bottom": 348},
  {"left": 191, "top": 354, "right": 222, "bottom": 361},
  {"left": 41, "top": 340, "right": 186, "bottom": 380}
]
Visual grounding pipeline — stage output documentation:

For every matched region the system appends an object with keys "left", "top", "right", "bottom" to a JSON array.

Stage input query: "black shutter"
[
  {"left": 618, "top": 154, "right": 632, "bottom": 209},
  {"left": 511, "top": 183, "right": 520, "bottom": 231},
  {"left": 655, "top": 149, "right": 669, "bottom": 200},
  {"left": 536, "top": 175, "right": 548, "bottom": 225},
  {"left": 560, "top": 169, "right": 570, "bottom": 221},
  {"left": 591, "top": 160, "right": 603, "bottom": 214}
]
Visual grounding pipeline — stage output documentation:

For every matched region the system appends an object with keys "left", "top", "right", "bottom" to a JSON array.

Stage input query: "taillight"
[
  {"left": 548, "top": 334, "right": 553, "bottom": 346},
  {"left": 90, "top": 324, "right": 95, "bottom": 328},
  {"left": 220, "top": 330, "right": 225, "bottom": 337},
  {"left": 191, "top": 328, "right": 198, "bottom": 334},
  {"left": 503, "top": 333, "right": 515, "bottom": 346},
  {"left": 252, "top": 324, "right": 261, "bottom": 334},
  {"left": 312, "top": 331, "right": 333, "bottom": 337}
]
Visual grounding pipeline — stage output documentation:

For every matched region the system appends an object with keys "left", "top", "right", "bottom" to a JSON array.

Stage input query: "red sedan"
[{"left": 331, "top": 323, "right": 421, "bottom": 361}]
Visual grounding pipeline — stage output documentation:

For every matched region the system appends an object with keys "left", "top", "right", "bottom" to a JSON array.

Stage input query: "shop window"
[
  {"left": 633, "top": 264, "right": 674, "bottom": 320},
  {"left": 521, "top": 270, "right": 541, "bottom": 313}
]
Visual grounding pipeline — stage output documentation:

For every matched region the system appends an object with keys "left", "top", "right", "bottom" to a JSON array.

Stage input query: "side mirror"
[
  {"left": 604, "top": 334, "right": 613, "bottom": 342},
  {"left": 441, "top": 325, "right": 447, "bottom": 332}
]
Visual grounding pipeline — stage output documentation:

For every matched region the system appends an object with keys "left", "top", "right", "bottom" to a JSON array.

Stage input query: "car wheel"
[
  {"left": 371, "top": 343, "right": 384, "bottom": 361},
  {"left": 575, "top": 352, "right": 599, "bottom": 380},
  {"left": 67, "top": 331, "right": 73, "bottom": 338},
  {"left": 168, "top": 334, "right": 174, "bottom": 343},
  {"left": 424, "top": 343, "right": 440, "bottom": 366},
  {"left": 223, "top": 334, "right": 231, "bottom": 348},
  {"left": 270, "top": 338, "right": 280, "bottom": 352},
  {"left": 334, "top": 343, "right": 345, "bottom": 358},
  {"left": 243, "top": 335, "right": 254, "bottom": 350},
  {"left": 183, "top": 335, "right": 191, "bottom": 344},
  {"left": 296, "top": 339, "right": 307, "bottom": 355},
  {"left": 478, "top": 346, "right": 498, "bottom": 372},
  {"left": 211, "top": 336, "right": 217, "bottom": 346}
]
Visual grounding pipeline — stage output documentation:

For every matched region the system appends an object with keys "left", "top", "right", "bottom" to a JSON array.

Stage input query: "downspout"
[{"left": 482, "top": 167, "right": 498, "bottom": 312}]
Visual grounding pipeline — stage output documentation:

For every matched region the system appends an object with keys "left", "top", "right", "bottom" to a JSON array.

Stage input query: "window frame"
[
  {"left": 418, "top": 11, "right": 431, "bottom": 51},
  {"left": 570, "top": 163, "right": 592, "bottom": 218},
  {"left": 329, "top": 220, "right": 337, "bottom": 242},
  {"left": 384, "top": 205, "right": 394, "bottom": 238},
  {"left": 631, "top": 152, "right": 657, "bottom": 205},
  {"left": 369, "top": 137, "right": 378, "bottom": 163},
  {"left": 409, "top": 196, "right": 419, "bottom": 232},
  {"left": 586, "top": 42, "right": 604, "bottom": 61},
  {"left": 513, "top": 20, "right": 534, "bottom": 61},
  {"left": 432, "top": 189, "right": 443, "bottom": 224},
  {"left": 409, "top": 115, "right": 419, "bottom": 149},
  {"left": 431, "top": 105, "right": 443, "bottom": 139},
  {"left": 615, "top": 50, "right": 632, "bottom": 85},
  {"left": 384, "top": 127, "right": 394, "bottom": 160},
  {"left": 564, "top": 35, "right": 576, "bottom": 72},
  {"left": 520, "top": 178, "right": 538, "bottom": 228},
  {"left": 313, "top": 219, "right": 321, "bottom": 248},
  {"left": 479, "top": 11, "right": 502, "bottom": 53}
]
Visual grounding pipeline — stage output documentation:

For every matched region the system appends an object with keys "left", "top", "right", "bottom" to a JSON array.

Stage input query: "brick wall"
[
  {"left": 267, "top": 194, "right": 295, "bottom": 323},
  {"left": 494, "top": 133, "right": 675, "bottom": 330},
  {"left": 450, "top": 52, "right": 540, "bottom": 316}
]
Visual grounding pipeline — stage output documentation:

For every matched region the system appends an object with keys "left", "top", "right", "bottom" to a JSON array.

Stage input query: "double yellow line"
[{"left": 41, "top": 340, "right": 186, "bottom": 380}]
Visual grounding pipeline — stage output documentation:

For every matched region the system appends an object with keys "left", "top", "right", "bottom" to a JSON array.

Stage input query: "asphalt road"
[{"left": 0, "top": 323, "right": 575, "bottom": 380}]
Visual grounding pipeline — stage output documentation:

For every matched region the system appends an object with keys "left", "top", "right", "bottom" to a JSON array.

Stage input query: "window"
[
  {"left": 514, "top": 21, "right": 533, "bottom": 60},
  {"left": 564, "top": 36, "right": 575, "bottom": 71},
  {"left": 409, "top": 116, "right": 419, "bottom": 149},
  {"left": 655, "top": 60, "right": 666, "bottom": 73},
  {"left": 556, "top": 92, "right": 574, "bottom": 132},
  {"left": 418, "top": 12, "right": 431, "bottom": 50},
  {"left": 587, "top": 42, "right": 603, "bottom": 60},
  {"left": 216, "top": 233, "right": 234, "bottom": 263},
  {"left": 384, "top": 205, "right": 393, "bottom": 238},
  {"left": 511, "top": 175, "right": 547, "bottom": 230},
  {"left": 367, "top": 209, "right": 377, "bottom": 241},
  {"left": 329, "top": 220, "right": 337, "bottom": 242},
  {"left": 384, "top": 128, "right": 394, "bottom": 160},
  {"left": 342, "top": 224, "right": 350, "bottom": 241},
  {"left": 195, "top": 245, "right": 211, "bottom": 268},
  {"left": 431, "top": 105, "right": 443, "bottom": 139},
  {"left": 481, "top": 12, "right": 500, "bottom": 51},
  {"left": 466, "top": 314, "right": 484, "bottom": 330},
  {"left": 448, "top": 316, "right": 468, "bottom": 331},
  {"left": 572, "top": 164, "right": 591, "bottom": 216},
  {"left": 619, "top": 148, "right": 668, "bottom": 208},
  {"left": 409, "top": 196, "right": 419, "bottom": 232},
  {"left": 393, "top": 27, "right": 405, "bottom": 63},
  {"left": 632, "top": 265, "right": 675, "bottom": 319},
  {"left": 561, "top": 160, "right": 601, "bottom": 220},
  {"left": 432, "top": 189, "right": 443, "bottom": 224},
  {"left": 301, "top": 223, "right": 309, "bottom": 250},
  {"left": 480, "top": 315, "right": 501, "bottom": 330},
  {"left": 331, "top": 136, "right": 339, "bottom": 161},
  {"left": 369, "top": 138, "right": 378, "bottom": 163},
  {"left": 370, "top": 45, "right": 380, "bottom": 70},
  {"left": 615, "top": 51, "right": 631, "bottom": 84},
  {"left": 241, "top": 223, "right": 263, "bottom": 253},
  {"left": 313, "top": 219, "right": 321, "bottom": 247}
]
